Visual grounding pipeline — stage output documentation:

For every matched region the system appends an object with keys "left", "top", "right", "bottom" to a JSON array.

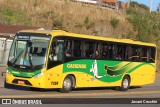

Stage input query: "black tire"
[
  {"left": 59, "top": 75, "right": 73, "bottom": 93},
  {"left": 118, "top": 76, "right": 130, "bottom": 91},
  {"left": 4, "top": 78, "right": 10, "bottom": 88}
]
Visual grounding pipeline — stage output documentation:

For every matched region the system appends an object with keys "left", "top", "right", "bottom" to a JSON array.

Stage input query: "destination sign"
[{"left": 17, "top": 36, "right": 30, "bottom": 39}]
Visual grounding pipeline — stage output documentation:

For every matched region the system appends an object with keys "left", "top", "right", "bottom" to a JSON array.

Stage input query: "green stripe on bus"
[
  {"left": 8, "top": 67, "right": 41, "bottom": 78},
  {"left": 63, "top": 59, "right": 155, "bottom": 82}
]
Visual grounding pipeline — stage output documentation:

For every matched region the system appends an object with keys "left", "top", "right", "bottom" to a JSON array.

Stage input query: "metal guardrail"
[
  {"left": 96, "top": 2, "right": 117, "bottom": 9},
  {"left": 0, "top": 64, "right": 6, "bottom": 66},
  {"left": 73, "top": 1, "right": 122, "bottom": 10}
]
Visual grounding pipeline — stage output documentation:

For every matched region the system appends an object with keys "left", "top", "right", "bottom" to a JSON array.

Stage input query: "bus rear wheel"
[
  {"left": 119, "top": 75, "right": 130, "bottom": 91},
  {"left": 59, "top": 75, "right": 73, "bottom": 93}
]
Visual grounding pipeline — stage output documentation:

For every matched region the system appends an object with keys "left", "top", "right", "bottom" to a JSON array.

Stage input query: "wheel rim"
[
  {"left": 123, "top": 78, "right": 129, "bottom": 89},
  {"left": 63, "top": 78, "right": 72, "bottom": 90}
]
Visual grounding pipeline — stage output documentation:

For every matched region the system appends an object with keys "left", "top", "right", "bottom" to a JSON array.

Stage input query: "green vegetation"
[
  {"left": 110, "top": 17, "right": 119, "bottom": 34},
  {"left": 84, "top": 16, "right": 90, "bottom": 25},
  {"left": 52, "top": 19, "right": 63, "bottom": 29},
  {"left": 0, "top": 7, "right": 31, "bottom": 25},
  {"left": 110, "top": 17, "right": 119, "bottom": 29},
  {"left": 126, "top": 2, "right": 160, "bottom": 45},
  {"left": 130, "top": 1, "right": 149, "bottom": 10}
]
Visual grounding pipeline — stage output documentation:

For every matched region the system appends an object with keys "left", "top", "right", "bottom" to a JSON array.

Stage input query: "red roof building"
[{"left": 0, "top": 24, "right": 40, "bottom": 39}]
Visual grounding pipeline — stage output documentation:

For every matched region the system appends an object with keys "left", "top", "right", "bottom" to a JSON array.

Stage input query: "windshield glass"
[{"left": 8, "top": 34, "right": 50, "bottom": 70}]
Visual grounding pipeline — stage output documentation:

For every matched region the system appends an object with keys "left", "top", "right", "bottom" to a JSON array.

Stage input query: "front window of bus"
[{"left": 8, "top": 34, "right": 50, "bottom": 71}]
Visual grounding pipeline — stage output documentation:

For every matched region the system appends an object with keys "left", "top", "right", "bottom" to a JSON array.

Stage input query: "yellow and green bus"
[{"left": 5, "top": 30, "right": 157, "bottom": 92}]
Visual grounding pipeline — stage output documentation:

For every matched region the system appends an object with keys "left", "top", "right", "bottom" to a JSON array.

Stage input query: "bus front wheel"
[
  {"left": 4, "top": 78, "right": 10, "bottom": 88},
  {"left": 59, "top": 75, "right": 73, "bottom": 93},
  {"left": 119, "top": 75, "right": 130, "bottom": 91}
]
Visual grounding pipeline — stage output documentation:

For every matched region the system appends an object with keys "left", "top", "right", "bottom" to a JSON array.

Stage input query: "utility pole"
[
  {"left": 150, "top": 0, "right": 153, "bottom": 13},
  {"left": 158, "top": 3, "right": 160, "bottom": 12},
  {"left": 127, "top": 0, "right": 131, "bottom": 8}
]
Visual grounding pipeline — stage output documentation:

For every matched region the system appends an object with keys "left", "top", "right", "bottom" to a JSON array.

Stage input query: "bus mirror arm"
[{"left": 2, "top": 35, "right": 14, "bottom": 47}]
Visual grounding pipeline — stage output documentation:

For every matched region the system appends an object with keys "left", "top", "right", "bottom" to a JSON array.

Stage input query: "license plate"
[{"left": 18, "top": 80, "right": 25, "bottom": 84}]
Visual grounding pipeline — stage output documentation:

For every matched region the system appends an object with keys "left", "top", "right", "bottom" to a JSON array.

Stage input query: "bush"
[
  {"left": 52, "top": 19, "right": 63, "bottom": 29},
  {"left": 84, "top": 16, "right": 90, "bottom": 25},
  {"left": 2, "top": 7, "right": 31, "bottom": 25},
  {"left": 126, "top": 8, "right": 138, "bottom": 15},
  {"left": 75, "top": 23, "right": 83, "bottom": 29},
  {"left": 110, "top": 18, "right": 119, "bottom": 29}
]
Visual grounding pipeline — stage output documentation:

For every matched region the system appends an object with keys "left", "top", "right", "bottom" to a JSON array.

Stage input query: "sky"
[{"left": 120, "top": 0, "right": 160, "bottom": 11}]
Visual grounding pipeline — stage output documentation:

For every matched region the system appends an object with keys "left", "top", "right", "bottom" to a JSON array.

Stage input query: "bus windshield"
[{"left": 8, "top": 35, "right": 50, "bottom": 71}]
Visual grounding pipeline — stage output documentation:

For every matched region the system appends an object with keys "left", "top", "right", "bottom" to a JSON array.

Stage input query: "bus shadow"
[
  {"left": 4, "top": 84, "right": 142, "bottom": 92},
  {"left": 72, "top": 86, "right": 142, "bottom": 92},
  {"left": 129, "top": 86, "right": 142, "bottom": 89},
  {"left": 5, "top": 86, "right": 116, "bottom": 92},
  {"left": 4, "top": 84, "right": 30, "bottom": 91},
  {"left": 4, "top": 84, "right": 58, "bottom": 92},
  {"left": 73, "top": 87, "right": 116, "bottom": 91}
]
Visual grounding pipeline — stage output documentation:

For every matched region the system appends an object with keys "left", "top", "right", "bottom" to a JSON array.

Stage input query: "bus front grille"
[{"left": 12, "top": 79, "right": 32, "bottom": 86}]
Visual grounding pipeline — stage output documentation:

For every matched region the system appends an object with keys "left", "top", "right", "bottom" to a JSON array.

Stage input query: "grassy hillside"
[{"left": 0, "top": 0, "right": 132, "bottom": 38}]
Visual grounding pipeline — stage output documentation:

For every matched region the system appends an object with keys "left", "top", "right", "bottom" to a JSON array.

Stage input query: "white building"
[{"left": 75, "top": 0, "right": 97, "bottom": 4}]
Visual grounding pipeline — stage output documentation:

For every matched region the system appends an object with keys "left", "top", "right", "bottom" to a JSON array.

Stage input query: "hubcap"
[
  {"left": 63, "top": 78, "right": 71, "bottom": 90},
  {"left": 123, "top": 79, "right": 129, "bottom": 89}
]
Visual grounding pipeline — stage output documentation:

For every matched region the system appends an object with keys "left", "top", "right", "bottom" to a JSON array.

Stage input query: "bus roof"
[{"left": 19, "top": 29, "right": 156, "bottom": 47}]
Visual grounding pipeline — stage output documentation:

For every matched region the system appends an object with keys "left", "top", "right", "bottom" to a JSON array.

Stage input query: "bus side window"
[
  {"left": 109, "top": 44, "right": 124, "bottom": 60},
  {"left": 101, "top": 43, "right": 108, "bottom": 59},
  {"left": 108, "top": 44, "right": 116, "bottom": 59},
  {"left": 73, "top": 40, "right": 81, "bottom": 57},
  {"left": 130, "top": 46, "right": 140, "bottom": 61},
  {"left": 95, "top": 43, "right": 101, "bottom": 58},
  {"left": 85, "top": 41, "right": 95, "bottom": 58},
  {"left": 125, "top": 46, "right": 131, "bottom": 61},
  {"left": 149, "top": 48, "right": 156, "bottom": 63},
  {"left": 114, "top": 45, "right": 125, "bottom": 60},
  {"left": 141, "top": 48, "right": 148, "bottom": 62},
  {"left": 81, "top": 41, "right": 85, "bottom": 57},
  {"left": 49, "top": 41, "right": 63, "bottom": 61},
  {"left": 65, "top": 40, "right": 73, "bottom": 57}
]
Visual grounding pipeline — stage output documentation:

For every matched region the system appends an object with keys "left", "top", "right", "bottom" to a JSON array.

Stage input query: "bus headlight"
[
  {"left": 6, "top": 70, "right": 11, "bottom": 75},
  {"left": 33, "top": 72, "right": 44, "bottom": 78}
]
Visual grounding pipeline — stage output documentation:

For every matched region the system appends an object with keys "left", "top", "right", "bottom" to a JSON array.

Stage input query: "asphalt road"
[
  {"left": 0, "top": 76, "right": 160, "bottom": 98},
  {"left": 0, "top": 72, "right": 160, "bottom": 106}
]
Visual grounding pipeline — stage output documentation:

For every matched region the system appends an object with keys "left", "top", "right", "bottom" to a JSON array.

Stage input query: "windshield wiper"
[
  {"left": 13, "top": 50, "right": 24, "bottom": 65},
  {"left": 28, "top": 54, "right": 33, "bottom": 68}
]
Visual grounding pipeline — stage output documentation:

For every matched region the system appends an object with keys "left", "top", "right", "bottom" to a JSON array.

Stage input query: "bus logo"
[{"left": 90, "top": 60, "right": 103, "bottom": 79}]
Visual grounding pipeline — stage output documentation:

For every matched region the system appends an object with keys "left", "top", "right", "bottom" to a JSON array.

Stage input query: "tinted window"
[
  {"left": 95, "top": 43, "right": 101, "bottom": 58},
  {"left": 101, "top": 43, "right": 108, "bottom": 59},
  {"left": 150, "top": 48, "right": 156, "bottom": 62},
  {"left": 85, "top": 41, "right": 95, "bottom": 58},
  {"left": 73, "top": 40, "right": 82, "bottom": 57},
  {"left": 115, "top": 45, "right": 126, "bottom": 60},
  {"left": 65, "top": 39, "right": 73, "bottom": 57},
  {"left": 108, "top": 44, "right": 116, "bottom": 59},
  {"left": 130, "top": 46, "right": 140, "bottom": 61},
  {"left": 141, "top": 48, "right": 149, "bottom": 61}
]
